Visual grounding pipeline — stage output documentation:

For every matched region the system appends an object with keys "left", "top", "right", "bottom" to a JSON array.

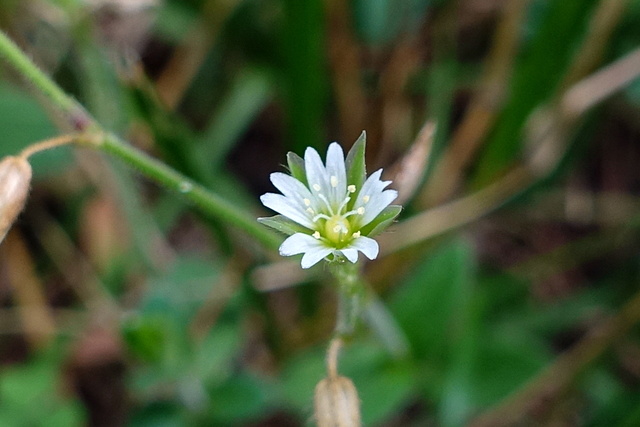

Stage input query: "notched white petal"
[
  {"left": 351, "top": 236, "right": 379, "bottom": 260},
  {"left": 304, "top": 146, "right": 330, "bottom": 196},
  {"left": 261, "top": 193, "right": 315, "bottom": 228},
  {"left": 340, "top": 248, "right": 359, "bottom": 263},
  {"left": 360, "top": 189, "right": 398, "bottom": 226},
  {"left": 325, "top": 143, "right": 347, "bottom": 192},
  {"left": 279, "top": 233, "right": 323, "bottom": 256},
  {"left": 301, "top": 246, "right": 334, "bottom": 269},
  {"left": 270, "top": 172, "right": 313, "bottom": 201}
]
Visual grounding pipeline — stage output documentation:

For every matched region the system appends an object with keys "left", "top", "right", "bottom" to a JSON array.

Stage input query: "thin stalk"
[
  {"left": 99, "top": 132, "right": 281, "bottom": 250},
  {"left": 0, "top": 31, "right": 90, "bottom": 126},
  {"left": 19, "top": 134, "right": 78, "bottom": 159}
]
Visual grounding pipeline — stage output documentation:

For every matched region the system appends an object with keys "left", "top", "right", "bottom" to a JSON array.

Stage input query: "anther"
[
  {"left": 363, "top": 195, "right": 370, "bottom": 204},
  {"left": 304, "top": 198, "right": 311, "bottom": 206},
  {"left": 330, "top": 176, "right": 338, "bottom": 188},
  {"left": 357, "top": 207, "right": 365, "bottom": 215},
  {"left": 313, "top": 231, "right": 321, "bottom": 239},
  {"left": 347, "top": 185, "right": 356, "bottom": 193},
  {"left": 313, "top": 184, "right": 321, "bottom": 191},
  {"left": 352, "top": 231, "right": 361, "bottom": 238},
  {"left": 306, "top": 208, "right": 315, "bottom": 214}
]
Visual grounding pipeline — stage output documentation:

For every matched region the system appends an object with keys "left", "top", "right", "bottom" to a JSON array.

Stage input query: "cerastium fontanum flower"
[
  {"left": 259, "top": 131, "right": 401, "bottom": 269},
  {"left": 259, "top": 132, "right": 401, "bottom": 426}
]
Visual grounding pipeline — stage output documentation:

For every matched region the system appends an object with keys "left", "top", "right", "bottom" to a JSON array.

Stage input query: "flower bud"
[
  {"left": 314, "top": 375, "right": 361, "bottom": 427},
  {"left": 0, "top": 156, "right": 32, "bottom": 243}
]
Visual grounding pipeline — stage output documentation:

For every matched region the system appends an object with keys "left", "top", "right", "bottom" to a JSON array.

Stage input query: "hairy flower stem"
[{"left": 330, "top": 260, "right": 365, "bottom": 337}]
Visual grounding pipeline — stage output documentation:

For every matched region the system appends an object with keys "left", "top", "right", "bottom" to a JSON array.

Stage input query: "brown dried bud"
[
  {"left": 314, "top": 375, "right": 361, "bottom": 427},
  {"left": 0, "top": 156, "right": 32, "bottom": 243}
]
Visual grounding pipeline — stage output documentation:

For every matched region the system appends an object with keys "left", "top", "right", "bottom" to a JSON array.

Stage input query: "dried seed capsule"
[
  {"left": 314, "top": 375, "right": 361, "bottom": 427},
  {"left": 0, "top": 156, "right": 32, "bottom": 243}
]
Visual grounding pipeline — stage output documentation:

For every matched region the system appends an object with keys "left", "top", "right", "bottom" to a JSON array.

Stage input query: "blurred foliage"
[{"left": 1, "top": 0, "right": 640, "bottom": 426}]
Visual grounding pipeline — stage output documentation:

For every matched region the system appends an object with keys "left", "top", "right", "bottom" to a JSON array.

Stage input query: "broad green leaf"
[{"left": 346, "top": 131, "right": 367, "bottom": 190}]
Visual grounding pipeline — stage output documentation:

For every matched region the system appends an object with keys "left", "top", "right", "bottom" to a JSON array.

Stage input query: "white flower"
[{"left": 259, "top": 132, "right": 401, "bottom": 269}]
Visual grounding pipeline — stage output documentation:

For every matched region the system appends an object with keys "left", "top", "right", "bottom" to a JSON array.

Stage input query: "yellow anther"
[
  {"left": 313, "top": 231, "right": 321, "bottom": 239},
  {"left": 352, "top": 231, "right": 361, "bottom": 238},
  {"left": 357, "top": 207, "right": 365, "bottom": 215},
  {"left": 347, "top": 185, "right": 356, "bottom": 193},
  {"left": 363, "top": 195, "right": 370, "bottom": 204},
  {"left": 304, "top": 198, "right": 311, "bottom": 206},
  {"left": 330, "top": 176, "right": 338, "bottom": 188}
]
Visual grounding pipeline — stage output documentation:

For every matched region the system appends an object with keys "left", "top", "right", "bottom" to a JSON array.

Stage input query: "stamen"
[
  {"left": 313, "top": 184, "right": 321, "bottom": 191},
  {"left": 363, "top": 195, "right": 370, "bottom": 204},
  {"left": 317, "top": 193, "right": 335, "bottom": 215},
  {"left": 357, "top": 207, "right": 365, "bottom": 215},
  {"left": 312, "top": 231, "right": 321, "bottom": 239},
  {"left": 342, "top": 209, "right": 358, "bottom": 218},
  {"left": 330, "top": 176, "right": 338, "bottom": 188},
  {"left": 303, "top": 198, "right": 311, "bottom": 206},
  {"left": 336, "top": 196, "right": 351, "bottom": 215},
  {"left": 352, "top": 231, "right": 361, "bottom": 238},
  {"left": 347, "top": 185, "right": 356, "bottom": 193}
]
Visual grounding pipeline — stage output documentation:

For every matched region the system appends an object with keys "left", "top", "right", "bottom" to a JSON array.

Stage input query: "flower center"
[{"left": 324, "top": 215, "right": 351, "bottom": 244}]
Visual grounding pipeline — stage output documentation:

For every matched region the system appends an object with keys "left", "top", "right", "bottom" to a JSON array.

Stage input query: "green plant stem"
[
  {"left": 0, "top": 31, "right": 88, "bottom": 121},
  {"left": 330, "top": 261, "right": 364, "bottom": 337},
  {"left": 0, "top": 30, "right": 281, "bottom": 251},
  {"left": 100, "top": 133, "right": 281, "bottom": 250}
]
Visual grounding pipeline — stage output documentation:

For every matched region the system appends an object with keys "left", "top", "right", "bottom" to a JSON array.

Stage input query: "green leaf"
[
  {"left": 346, "top": 131, "right": 367, "bottom": 190},
  {"left": 360, "top": 205, "right": 402, "bottom": 237},
  {"left": 286, "top": 151, "right": 307, "bottom": 186},
  {"left": 258, "top": 215, "right": 308, "bottom": 236}
]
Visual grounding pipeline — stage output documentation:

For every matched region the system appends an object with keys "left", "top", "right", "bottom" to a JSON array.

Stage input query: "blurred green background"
[{"left": 1, "top": 0, "right": 640, "bottom": 425}]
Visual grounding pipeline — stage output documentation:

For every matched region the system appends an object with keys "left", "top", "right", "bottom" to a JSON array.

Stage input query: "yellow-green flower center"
[{"left": 324, "top": 215, "right": 351, "bottom": 245}]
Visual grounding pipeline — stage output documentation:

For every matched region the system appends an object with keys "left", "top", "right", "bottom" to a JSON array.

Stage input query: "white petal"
[
  {"left": 325, "top": 143, "right": 348, "bottom": 204},
  {"left": 360, "top": 189, "right": 398, "bottom": 226},
  {"left": 301, "top": 246, "right": 334, "bottom": 269},
  {"left": 353, "top": 169, "right": 397, "bottom": 226},
  {"left": 279, "top": 233, "right": 324, "bottom": 256},
  {"left": 350, "top": 236, "right": 379, "bottom": 260},
  {"left": 340, "top": 248, "right": 359, "bottom": 263},
  {"left": 270, "top": 172, "right": 317, "bottom": 211},
  {"left": 304, "top": 146, "right": 331, "bottom": 198},
  {"left": 270, "top": 172, "right": 313, "bottom": 201},
  {"left": 260, "top": 193, "right": 315, "bottom": 229}
]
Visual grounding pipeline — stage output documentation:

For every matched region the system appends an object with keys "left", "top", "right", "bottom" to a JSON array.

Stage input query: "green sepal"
[
  {"left": 345, "top": 131, "right": 366, "bottom": 190},
  {"left": 360, "top": 205, "right": 402, "bottom": 237},
  {"left": 258, "top": 215, "right": 309, "bottom": 236},
  {"left": 286, "top": 151, "right": 307, "bottom": 187}
]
